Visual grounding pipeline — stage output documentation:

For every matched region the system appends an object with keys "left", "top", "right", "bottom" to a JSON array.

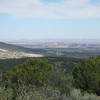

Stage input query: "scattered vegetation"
[{"left": 0, "top": 56, "right": 100, "bottom": 100}]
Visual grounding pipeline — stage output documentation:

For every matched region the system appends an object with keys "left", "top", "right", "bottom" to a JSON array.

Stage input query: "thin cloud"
[{"left": 0, "top": 0, "right": 100, "bottom": 19}]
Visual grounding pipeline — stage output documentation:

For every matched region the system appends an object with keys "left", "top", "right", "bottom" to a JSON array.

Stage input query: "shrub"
[
  {"left": 69, "top": 89, "right": 100, "bottom": 100},
  {"left": 73, "top": 56, "right": 100, "bottom": 95},
  {"left": 3, "top": 58, "right": 53, "bottom": 88},
  {"left": 0, "top": 87, "right": 13, "bottom": 100}
]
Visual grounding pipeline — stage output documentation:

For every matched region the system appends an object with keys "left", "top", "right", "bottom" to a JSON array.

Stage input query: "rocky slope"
[{"left": 0, "top": 42, "right": 43, "bottom": 59}]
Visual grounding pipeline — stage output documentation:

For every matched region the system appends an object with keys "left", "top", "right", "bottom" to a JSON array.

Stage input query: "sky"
[{"left": 0, "top": 0, "right": 100, "bottom": 41}]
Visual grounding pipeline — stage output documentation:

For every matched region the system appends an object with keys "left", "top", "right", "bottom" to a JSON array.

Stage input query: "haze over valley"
[{"left": 0, "top": 39, "right": 100, "bottom": 59}]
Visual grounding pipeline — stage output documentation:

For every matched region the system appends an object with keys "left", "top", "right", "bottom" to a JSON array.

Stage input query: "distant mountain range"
[
  {"left": 7, "top": 39, "right": 100, "bottom": 45},
  {"left": 0, "top": 42, "right": 43, "bottom": 59},
  {"left": 7, "top": 39, "right": 100, "bottom": 49}
]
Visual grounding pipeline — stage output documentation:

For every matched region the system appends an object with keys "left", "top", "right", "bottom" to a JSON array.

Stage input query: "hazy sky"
[{"left": 0, "top": 0, "right": 100, "bottom": 40}]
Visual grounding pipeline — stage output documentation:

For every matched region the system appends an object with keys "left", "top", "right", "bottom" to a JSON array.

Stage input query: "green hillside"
[
  {"left": 0, "top": 56, "right": 100, "bottom": 100},
  {"left": 0, "top": 57, "right": 81, "bottom": 72}
]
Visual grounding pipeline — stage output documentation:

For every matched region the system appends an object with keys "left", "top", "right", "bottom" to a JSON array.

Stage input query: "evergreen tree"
[{"left": 73, "top": 56, "right": 100, "bottom": 95}]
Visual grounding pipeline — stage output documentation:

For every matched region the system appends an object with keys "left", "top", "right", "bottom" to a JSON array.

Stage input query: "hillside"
[
  {"left": 0, "top": 57, "right": 81, "bottom": 72},
  {"left": 0, "top": 42, "right": 43, "bottom": 59},
  {"left": 0, "top": 42, "right": 100, "bottom": 59},
  {"left": 0, "top": 57, "right": 99, "bottom": 100},
  {"left": 0, "top": 42, "right": 37, "bottom": 52}
]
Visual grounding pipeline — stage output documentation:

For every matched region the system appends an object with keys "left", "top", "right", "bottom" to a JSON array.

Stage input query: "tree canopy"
[
  {"left": 73, "top": 56, "right": 100, "bottom": 95},
  {"left": 3, "top": 58, "right": 53, "bottom": 88}
]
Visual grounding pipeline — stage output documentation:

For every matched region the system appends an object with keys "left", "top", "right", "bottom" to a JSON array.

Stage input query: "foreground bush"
[
  {"left": 70, "top": 89, "right": 100, "bottom": 100},
  {"left": 73, "top": 56, "right": 100, "bottom": 95},
  {"left": 0, "top": 87, "right": 13, "bottom": 100},
  {"left": 11, "top": 87, "right": 100, "bottom": 100},
  {"left": 0, "top": 86, "right": 99, "bottom": 100},
  {"left": 2, "top": 58, "right": 53, "bottom": 88}
]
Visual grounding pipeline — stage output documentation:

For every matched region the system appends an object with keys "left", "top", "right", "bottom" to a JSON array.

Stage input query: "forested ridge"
[
  {"left": 0, "top": 57, "right": 80, "bottom": 72},
  {"left": 0, "top": 56, "right": 100, "bottom": 100}
]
